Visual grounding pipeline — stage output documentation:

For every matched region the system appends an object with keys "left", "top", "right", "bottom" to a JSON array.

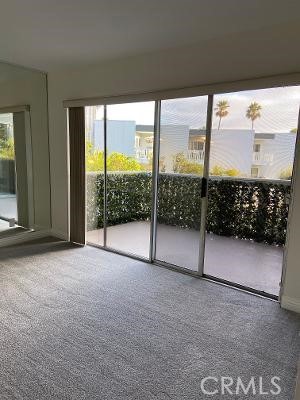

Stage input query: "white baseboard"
[{"left": 281, "top": 295, "right": 300, "bottom": 314}]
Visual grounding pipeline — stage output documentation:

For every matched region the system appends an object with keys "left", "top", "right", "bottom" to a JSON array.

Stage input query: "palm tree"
[
  {"left": 215, "top": 100, "right": 230, "bottom": 129},
  {"left": 246, "top": 102, "right": 262, "bottom": 130}
]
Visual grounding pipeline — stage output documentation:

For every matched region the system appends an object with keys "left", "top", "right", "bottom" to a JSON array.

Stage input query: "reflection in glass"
[
  {"left": 0, "top": 113, "right": 17, "bottom": 233},
  {"left": 85, "top": 105, "right": 105, "bottom": 246},
  {"left": 155, "top": 96, "right": 208, "bottom": 270},
  {"left": 106, "top": 102, "right": 155, "bottom": 257},
  {"left": 204, "top": 86, "right": 300, "bottom": 295}
]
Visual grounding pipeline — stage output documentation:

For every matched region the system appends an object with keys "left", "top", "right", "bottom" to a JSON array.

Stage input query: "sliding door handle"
[{"left": 201, "top": 177, "right": 208, "bottom": 198}]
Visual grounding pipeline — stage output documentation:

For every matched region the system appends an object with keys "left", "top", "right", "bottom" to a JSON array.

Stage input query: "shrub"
[
  {"left": 172, "top": 152, "right": 203, "bottom": 175},
  {"left": 0, "top": 137, "right": 15, "bottom": 160},
  {"left": 85, "top": 141, "right": 143, "bottom": 172},
  {"left": 86, "top": 172, "right": 290, "bottom": 245},
  {"left": 210, "top": 164, "right": 240, "bottom": 177},
  {"left": 279, "top": 166, "right": 293, "bottom": 180}
]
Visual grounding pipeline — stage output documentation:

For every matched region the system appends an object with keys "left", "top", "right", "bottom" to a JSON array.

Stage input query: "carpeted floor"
[{"left": 0, "top": 238, "right": 299, "bottom": 399}]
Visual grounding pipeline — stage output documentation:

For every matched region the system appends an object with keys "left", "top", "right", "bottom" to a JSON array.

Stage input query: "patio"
[
  {"left": 0, "top": 194, "right": 20, "bottom": 235},
  {"left": 87, "top": 220, "right": 283, "bottom": 296}
]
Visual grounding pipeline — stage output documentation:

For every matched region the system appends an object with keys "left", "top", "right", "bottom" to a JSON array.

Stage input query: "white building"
[{"left": 91, "top": 120, "right": 296, "bottom": 179}]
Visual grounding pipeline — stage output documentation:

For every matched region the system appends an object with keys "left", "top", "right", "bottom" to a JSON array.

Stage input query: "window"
[
  {"left": 192, "top": 141, "right": 204, "bottom": 151},
  {"left": 135, "top": 136, "right": 141, "bottom": 148},
  {"left": 253, "top": 143, "right": 261, "bottom": 152},
  {"left": 251, "top": 167, "right": 259, "bottom": 178}
]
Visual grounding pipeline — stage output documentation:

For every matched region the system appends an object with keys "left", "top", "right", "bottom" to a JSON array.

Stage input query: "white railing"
[
  {"left": 186, "top": 150, "right": 205, "bottom": 163},
  {"left": 136, "top": 147, "right": 153, "bottom": 160},
  {"left": 252, "top": 152, "right": 274, "bottom": 165}
]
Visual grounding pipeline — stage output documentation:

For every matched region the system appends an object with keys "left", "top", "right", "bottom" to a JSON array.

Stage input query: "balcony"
[
  {"left": 252, "top": 151, "right": 274, "bottom": 165},
  {"left": 87, "top": 221, "right": 283, "bottom": 295},
  {"left": 86, "top": 172, "right": 290, "bottom": 296},
  {"left": 186, "top": 149, "right": 205, "bottom": 163},
  {"left": 135, "top": 147, "right": 153, "bottom": 161}
]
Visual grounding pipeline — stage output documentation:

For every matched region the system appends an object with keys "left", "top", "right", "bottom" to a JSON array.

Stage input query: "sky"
[
  {"left": 95, "top": 85, "right": 300, "bottom": 133},
  {"left": 0, "top": 113, "right": 13, "bottom": 125}
]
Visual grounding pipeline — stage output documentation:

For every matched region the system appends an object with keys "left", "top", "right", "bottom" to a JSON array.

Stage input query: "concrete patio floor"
[
  {"left": 0, "top": 194, "right": 17, "bottom": 219},
  {"left": 0, "top": 194, "right": 28, "bottom": 238},
  {"left": 87, "top": 221, "right": 283, "bottom": 296}
]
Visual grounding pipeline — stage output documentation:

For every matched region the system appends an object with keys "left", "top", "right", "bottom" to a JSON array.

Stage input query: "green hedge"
[
  {"left": 86, "top": 172, "right": 290, "bottom": 246},
  {"left": 0, "top": 159, "right": 16, "bottom": 194},
  {"left": 86, "top": 172, "right": 152, "bottom": 230},
  {"left": 206, "top": 179, "right": 290, "bottom": 245}
]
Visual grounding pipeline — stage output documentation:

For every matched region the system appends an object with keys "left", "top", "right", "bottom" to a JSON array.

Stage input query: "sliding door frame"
[
  {"left": 151, "top": 95, "right": 212, "bottom": 275},
  {"left": 103, "top": 105, "right": 108, "bottom": 248},
  {"left": 198, "top": 94, "right": 213, "bottom": 275},
  {"left": 0, "top": 106, "right": 34, "bottom": 231},
  {"left": 149, "top": 100, "right": 161, "bottom": 262},
  {"left": 68, "top": 73, "right": 300, "bottom": 300}
]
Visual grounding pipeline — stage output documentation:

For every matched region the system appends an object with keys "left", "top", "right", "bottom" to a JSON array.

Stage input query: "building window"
[
  {"left": 251, "top": 167, "right": 259, "bottom": 178},
  {"left": 253, "top": 143, "right": 261, "bottom": 152},
  {"left": 135, "top": 136, "right": 140, "bottom": 147},
  {"left": 192, "top": 141, "right": 204, "bottom": 151}
]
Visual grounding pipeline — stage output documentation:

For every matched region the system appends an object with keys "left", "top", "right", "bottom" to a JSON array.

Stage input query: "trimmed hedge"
[
  {"left": 0, "top": 159, "right": 15, "bottom": 194},
  {"left": 86, "top": 172, "right": 152, "bottom": 230},
  {"left": 86, "top": 172, "right": 290, "bottom": 246},
  {"left": 206, "top": 179, "right": 290, "bottom": 245}
]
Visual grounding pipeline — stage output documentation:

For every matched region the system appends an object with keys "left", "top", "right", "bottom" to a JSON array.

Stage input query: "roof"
[
  {"left": 255, "top": 133, "right": 275, "bottom": 139},
  {"left": 136, "top": 124, "right": 154, "bottom": 132}
]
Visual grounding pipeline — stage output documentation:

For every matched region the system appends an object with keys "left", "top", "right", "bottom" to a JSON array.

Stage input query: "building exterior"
[
  {"left": 91, "top": 119, "right": 296, "bottom": 179},
  {"left": 93, "top": 120, "right": 136, "bottom": 157},
  {"left": 188, "top": 129, "right": 296, "bottom": 179}
]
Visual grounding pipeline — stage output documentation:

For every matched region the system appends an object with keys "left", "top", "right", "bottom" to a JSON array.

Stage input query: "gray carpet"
[{"left": 0, "top": 239, "right": 299, "bottom": 399}]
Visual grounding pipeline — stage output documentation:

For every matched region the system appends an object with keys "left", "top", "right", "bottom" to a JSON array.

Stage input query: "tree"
[
  {"left": 279, "top": 166, "right": 293, "bottom": 180},
  {"left": 246, "top": 102, "right": 262, "bottom": 130},
  {"left": 107, "top": 152, "right": 143, "bottom": 172},
  {"left": 215, "top": 100, "right": 230, "bottom": 129},
  {"left": 0, "top": 137, "right": 15, "bottom": 160},
  {"left": 85, "top": 141, "right": 104, "bottom": 172},
  {"left": 210, "top": 165, "right": 240, "bottom": 177},
  {"left": 85, "top": 141, "right": 144, "bottom": 172},
  {"left": 172, "top": 152, "right": 203, "bottom": 175}
]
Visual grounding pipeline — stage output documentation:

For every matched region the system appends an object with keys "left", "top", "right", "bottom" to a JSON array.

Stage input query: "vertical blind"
[{"left": 69, "top": 107, "right": 86, "bottom": 245}]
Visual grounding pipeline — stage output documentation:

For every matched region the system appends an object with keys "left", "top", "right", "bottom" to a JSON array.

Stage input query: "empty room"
[{"left": 0, "top": 1, "right": 299, "bottom": 399}]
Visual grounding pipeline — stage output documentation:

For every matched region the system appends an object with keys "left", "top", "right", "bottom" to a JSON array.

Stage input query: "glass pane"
[
  {"left": 155, "top": 96, "right": 208, "bottom": 270},
  {"left": 85, "top": 105, "right": 105, "bottom": 246},
  {"left": 0, "top": 113, "right": 17, "bottom": 232},
  {"left": 106, "top": 101, "right": 155, "bottom": 258},
  {"left": 204, "top": 86, "right": 300, "bottom": 295}
]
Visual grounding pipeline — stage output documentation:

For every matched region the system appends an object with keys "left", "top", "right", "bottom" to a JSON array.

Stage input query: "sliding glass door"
[
  {"left": 0, "top": 110, "right": 32, "bottom": 236},
  {"left": 154, "top": 96, "right": 210, "bottom": 271},
  {"left": 85, "top": 101, "right": 155, "bottom": 259},
  {"left": 0, "top": 113, "right": 17, "bottom": 231},
  {"left": 85, "top": 105, "right": 105, "bottom": 247},
  {"left": 106, "top": 102, "right": 155, "bottom": 258},
  {"left": 82, "top": 85, "right": 299, "bottom": 298},
  {"left": 204, "top": 86, "right": 300, "bottom": 296}
]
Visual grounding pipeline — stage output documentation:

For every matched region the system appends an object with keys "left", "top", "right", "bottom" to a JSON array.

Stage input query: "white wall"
[
  {"left": 47, "top": 28, "right": 300, "bottom": 311},
  {"left": 261, "top": 133, "right": 296, "bottom": 179},
  {"left": 94, "top": 120, "right": 136, "bottom": 157},
  {"left": 0, "top": 63, "right": 51, "bottom": 230},
  {"left": 210, "top": 130, "right": 254, "bottom": 175}
]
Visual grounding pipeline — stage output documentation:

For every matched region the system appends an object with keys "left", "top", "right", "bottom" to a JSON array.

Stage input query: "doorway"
[
  {"left": 85, "top": 101, "right": 155, "bottom": 259},
  {"left": 203, "top": 87, "right": 300, "bottom": 296},
  {"left": 69, "top": 85, "right": 300, "bottom": 299},
  {"left": 0, "top": 110, "right": 32, "bottom": 238}
]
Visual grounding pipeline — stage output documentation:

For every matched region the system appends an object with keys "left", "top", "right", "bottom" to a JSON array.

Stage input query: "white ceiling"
[{"left": 0, "top": 0, "right": 299, "bottom": 72}]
